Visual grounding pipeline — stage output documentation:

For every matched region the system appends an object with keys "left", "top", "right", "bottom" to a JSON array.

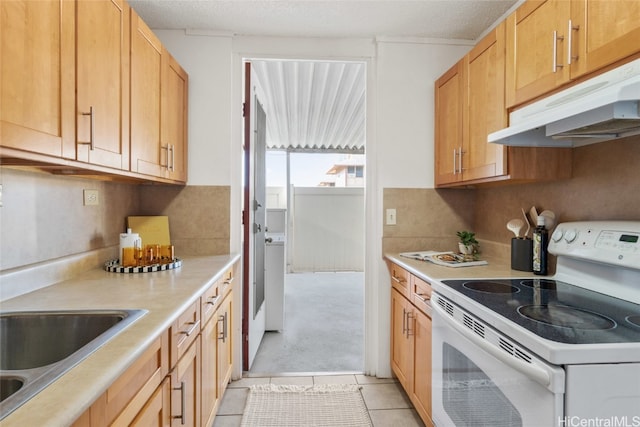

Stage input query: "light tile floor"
[{"left": 213, "top": 373, "right": 425, "bottom": 427}]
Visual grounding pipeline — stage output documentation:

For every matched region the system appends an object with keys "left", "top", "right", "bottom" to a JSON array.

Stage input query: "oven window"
[{"left": 443, "top": 343, "right": 522, "bottom": 426}]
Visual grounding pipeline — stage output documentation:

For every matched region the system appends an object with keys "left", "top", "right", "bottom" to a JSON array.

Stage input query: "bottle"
[{"left": 532, "top": 216, "right": 548, "bottom": 275}]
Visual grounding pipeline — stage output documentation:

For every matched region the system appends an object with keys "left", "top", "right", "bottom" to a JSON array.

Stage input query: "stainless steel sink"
[{"left": 0, "top": 309, "right": 146, "bottom": 420}]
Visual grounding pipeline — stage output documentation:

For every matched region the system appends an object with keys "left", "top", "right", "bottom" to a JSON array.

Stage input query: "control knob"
[
  {"left": 551, "top": 229, "right": 564, "bottom": 242},
  {"left": 564, "top": 229, "right": 578, "bottom": 243}
]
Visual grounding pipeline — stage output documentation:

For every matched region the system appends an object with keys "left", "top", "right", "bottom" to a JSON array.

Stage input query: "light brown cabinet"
[
  {"left": 76, "top": 0, "right": 130, "bottom": 170},
  {"left": 0, "top": 0, "right": 76, "bottom": 158},
  {"left": 130, "top": 9, "right": 188, "bottom": 184},
  {"left": 435, "top": 22, "right": 572, "bottom": 187},
  {"left": 71, "top": 261, "right": 237, "bottom": 427},
  {"left": 388, "top": 262, "right": 434, "bottom": 427},
  {"left": 1, "top": 0, "right": 188, "bottom": 184},
  {"left": 506, "top": 0, "right": 640, "bottom": 108}
]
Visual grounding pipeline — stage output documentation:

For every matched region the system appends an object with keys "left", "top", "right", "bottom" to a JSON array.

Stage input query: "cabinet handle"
[
  {"left": 79, "top": 106, "right": 94, "bottom": 150},
  {"left": 206, "top": 295, "right": 219, "bottom": 306},
  {"left": 458, "top": 146, "right": 464, "bottom": 173},
  {"left": 453, "top": 148, "right": 458, "bottom": 174},
  {"left": 406, "top": 311, "right": 415, "bottom": 337},
  {"left": 402, "top": 308, "right": 406, "bottom": 335},
  {"left": 391, "top": 275, "right": 406, "bottom": 285},
  {"left": 415, "top": 293, "right": 431, "bottom": 303},
  {"left": 161, "top": 145, "right": 170, "bottom": 169},
  {"left": 552, "top": 30, "right": 565, "bottom": 72},
  {"left": 172, "top": 381, "right": 186, "bottom": 425},
  {"left": 169, "top": 144, "right": 175, "bottom": 172},
  {"left": 567, "top": 20, "right": 579, "bottom": 65},
  {"left": 218, "top": 312, "right": 228, "bottom": 342},
  {"left": 180, "top": 321, "right": 198, "bottom": 336}
]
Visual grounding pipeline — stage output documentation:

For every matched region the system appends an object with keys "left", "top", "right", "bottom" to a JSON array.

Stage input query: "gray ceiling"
[{"left": 129, "top": 0, "right": 519, "bottom": 152}]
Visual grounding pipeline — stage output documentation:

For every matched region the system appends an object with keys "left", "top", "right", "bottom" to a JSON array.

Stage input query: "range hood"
[{"left": 489, "top": 59, "right": 640, "bottom": 147}]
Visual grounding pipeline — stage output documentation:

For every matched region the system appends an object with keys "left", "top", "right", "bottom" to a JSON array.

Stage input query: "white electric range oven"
[{"left": 431, "top": 221, "right": 640, "bottom": 427}]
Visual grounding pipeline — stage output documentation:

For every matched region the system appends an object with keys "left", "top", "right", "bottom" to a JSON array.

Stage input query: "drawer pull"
[
  {"left": 415, "top": 293, "right": 431, "bottom": 303},
  {"left": 391, "top": 275, "right": 406, "bottom": 285},
  {"left": 180, "top": 321, "right": 198, "bottom": 336},
  {"left": 206, "top": 295, "right": 219, "bottom": 306}
]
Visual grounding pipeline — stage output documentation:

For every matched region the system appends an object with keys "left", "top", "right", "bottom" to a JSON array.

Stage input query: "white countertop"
[{"left": 0, "top": 254, "right": 240, "bottom": 426}]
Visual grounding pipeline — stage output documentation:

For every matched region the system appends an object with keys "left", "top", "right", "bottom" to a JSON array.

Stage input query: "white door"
[{"left": 243, "top": 62, "right": 267, "bottom": 369}]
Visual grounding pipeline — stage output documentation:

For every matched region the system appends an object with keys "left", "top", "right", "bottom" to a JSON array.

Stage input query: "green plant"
[{"left": 456, "top": 230, "right": 478, "bottom": 246}]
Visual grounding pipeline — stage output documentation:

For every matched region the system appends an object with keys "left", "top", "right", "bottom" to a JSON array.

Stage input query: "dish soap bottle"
[{"left": 532, "top": 216, "right": 548, "bottom": 275}]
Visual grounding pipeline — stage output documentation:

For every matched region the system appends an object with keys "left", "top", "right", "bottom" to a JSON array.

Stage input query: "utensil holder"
[{"left": 511, "top": 237, "right": 533, "bottom": 271}]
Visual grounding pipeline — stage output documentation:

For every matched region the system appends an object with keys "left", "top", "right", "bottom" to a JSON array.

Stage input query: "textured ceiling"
[
  {"left": 128, "top": 0, "right": 519, "bottom": 39},
  {"left": 128, "top": 0, "right": 519, "bottom": 152}
]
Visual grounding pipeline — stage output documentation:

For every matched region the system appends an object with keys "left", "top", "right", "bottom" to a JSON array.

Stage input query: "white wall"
[{"left": 153, "top": 30, "right": 472, "bottom": 378}]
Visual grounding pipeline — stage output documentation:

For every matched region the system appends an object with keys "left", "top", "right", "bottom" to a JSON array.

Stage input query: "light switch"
[{"left": 386, "top": 208, "right": 397, "bottom": 225}]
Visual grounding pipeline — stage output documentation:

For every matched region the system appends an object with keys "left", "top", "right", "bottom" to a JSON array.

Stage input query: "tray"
[{"left": 104, "top": 258, "right": 182, "bottom": 273}]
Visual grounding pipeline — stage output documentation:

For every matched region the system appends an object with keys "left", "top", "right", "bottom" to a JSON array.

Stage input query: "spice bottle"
[{"left": 532, "top": 216, "right": 548, "bottom": 275}]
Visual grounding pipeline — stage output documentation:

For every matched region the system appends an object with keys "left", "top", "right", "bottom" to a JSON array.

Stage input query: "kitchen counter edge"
[{"left": 0, "top": 253, "right": 240, "bottom": 426}]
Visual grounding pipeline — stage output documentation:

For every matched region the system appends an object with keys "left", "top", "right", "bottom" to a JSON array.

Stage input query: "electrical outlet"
[
  {"left": 83, "top": 189, "right": 99, "bottom": 206},
  {"left": 386, "top": 208, "right": 397, "bottom": 225}
]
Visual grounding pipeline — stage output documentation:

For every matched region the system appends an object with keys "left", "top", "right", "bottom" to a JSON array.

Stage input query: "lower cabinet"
[
  {"left": 170, "top": 336, "right": 200, "bottom": 427},
  {"left": 71, "top": 262, "right": 236, "bottom": 427},
  {"left": 389, "top": 263, "right": 434, "bottom": 427}
]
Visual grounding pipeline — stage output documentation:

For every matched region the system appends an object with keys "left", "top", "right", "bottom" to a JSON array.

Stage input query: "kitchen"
[{"left": 2, "top": 0, "right": 640, "bottom": 426}]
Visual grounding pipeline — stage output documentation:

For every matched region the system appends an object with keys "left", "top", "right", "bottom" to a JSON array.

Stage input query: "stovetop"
[{"left": 439, "top": 278, "right": 640, "bottom": 345}]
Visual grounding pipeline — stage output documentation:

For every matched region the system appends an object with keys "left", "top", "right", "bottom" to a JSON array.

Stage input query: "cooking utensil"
[
  {"left": 507, "top": 218, "right": 525, "bottom": 238},
  {"left": 521, "top": 207, "right": 531, "bottom": 238},
  {"left": 529, "top": 206, "right": 539, "bottom": 229},
  {"left": 540, "top": 210, "right": 556, "bottom": 230}
]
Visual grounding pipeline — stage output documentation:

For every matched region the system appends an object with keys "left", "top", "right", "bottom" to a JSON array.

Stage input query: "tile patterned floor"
[{"left": 213, "top": 374, "right": 425, "bottom": 427}]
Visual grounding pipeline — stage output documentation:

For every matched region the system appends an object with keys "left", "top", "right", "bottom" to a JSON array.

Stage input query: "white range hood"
[{"left": 489, "top": 59, "right": 640, "bottom": 147}]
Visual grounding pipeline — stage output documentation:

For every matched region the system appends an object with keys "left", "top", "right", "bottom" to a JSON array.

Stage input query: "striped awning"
[{"left": 251, "top": 60, "right": 366, "bottom": 153}]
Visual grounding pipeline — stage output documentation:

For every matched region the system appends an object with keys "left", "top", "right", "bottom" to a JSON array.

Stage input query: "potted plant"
[{"left": 457, "top": 230, "right": 479, "bottom": 255}]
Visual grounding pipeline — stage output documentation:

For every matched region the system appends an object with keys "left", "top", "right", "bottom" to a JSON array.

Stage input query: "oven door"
[{"left": 432, "top": 293, "right": 565, "bottom": 427}]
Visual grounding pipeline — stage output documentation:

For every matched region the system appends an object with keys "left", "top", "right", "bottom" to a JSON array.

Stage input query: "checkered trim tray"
[{"left": 104, "top": 258, "right": 182, "bottom": 273}]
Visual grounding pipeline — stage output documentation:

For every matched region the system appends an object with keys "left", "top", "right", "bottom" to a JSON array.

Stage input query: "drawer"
[
  {"left": 171, "top": 300, "right": 200, "bottom": 367},
  {"left": 389, "top": 262, "right": 410, "bottom": 298},
  {"left": 411, "top": 275, "right": 432, "bottom": 316},
  {"left": 96, "top": 331, "right": 169, "bottom": 426},
  {"left": 201, "top": 280, "right": 220, "bottom": 327},
  {"left": 218, "top": 266, "right": 235, "bottom": 298}
]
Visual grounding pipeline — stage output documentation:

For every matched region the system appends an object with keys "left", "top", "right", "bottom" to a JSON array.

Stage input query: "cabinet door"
[
  {"left": 464, "top": 23, "right": 508, "bottom": 182},
  {"left": 130, "top": 10, "right": 164, "bottom": 178},
  {"left": 0, "top": 0, "right": 75, "bottom": 158},
  {"left": 506, "top": 0, "right": 571, "bottom": 108},
  {"left": 76, "top": 0, "right": 130, "bottom": 170},
  {"left": 130, "top": 377, "right": 171, "bottom": 427},
  {"left": 201, "top": 313, "right": 220, "bottom": 427},
  {"left": 390, "top": 289, "right": 414, "bottom": 392},
  {"left": 162, "top": 52, "right": 188, "bottom": 183},
  {"left": 412, "top": 309, "right": 434, "bottom": 427},
  {"left": 434, "top": 60, "right": 464, "bottom": 186},
  {"left": 217, "top": 293, "right": 233, "bottom": 398},
  {"left": 171, "top": 337, "right": 201, "bottom": 427},
  {"left": 570, "top": 0, "right": 640, "bottom": 79}
]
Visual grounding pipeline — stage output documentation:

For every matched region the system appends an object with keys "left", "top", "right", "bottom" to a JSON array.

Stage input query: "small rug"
[{"left": 240, "top": 384, "right": 373, "bottom": 427}]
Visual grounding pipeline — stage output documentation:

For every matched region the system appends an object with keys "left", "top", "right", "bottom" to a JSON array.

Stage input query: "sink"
[{"left": 0, "top": 309, "right": 146, "bottom": 420}]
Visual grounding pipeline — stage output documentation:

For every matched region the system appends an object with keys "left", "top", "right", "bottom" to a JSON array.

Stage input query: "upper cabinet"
[
  {"left": 436, "top": 25, "right": 507, "bottom": 186},
  {"left": 1, "top": 0, "right": 188, "bottom": 184},
  {"left": 0, "top": 0, "right": 76, "bottom": 158},
  {"left": 130, "top": 10, "right": 189, "bottom": 183},
  {"left": 435, "top": 21, "right": 572, "bottom": 187},
  {"left": 76, "top": 0, "right": 130, "bottom": 170},
  {"left": 506, "top": 0, "right": 640, "bottom": 108}
]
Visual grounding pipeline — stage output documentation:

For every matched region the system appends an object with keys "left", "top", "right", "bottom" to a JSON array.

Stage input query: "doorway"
[{"left": 242, "top": 59, "right": 367, "bottom": 374}]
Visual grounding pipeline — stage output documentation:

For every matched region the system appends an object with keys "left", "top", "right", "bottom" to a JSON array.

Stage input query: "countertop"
[
  {"left": 0, "top": 254, "right": 240, "bottom": 426},
  {"left": 384, "top": 252, "right": 537, "bottom": 284}
]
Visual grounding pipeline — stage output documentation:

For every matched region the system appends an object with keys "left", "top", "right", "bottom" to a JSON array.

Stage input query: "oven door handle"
[{"left": 433, "top": 301, "right": 551, "bottom": 389}]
